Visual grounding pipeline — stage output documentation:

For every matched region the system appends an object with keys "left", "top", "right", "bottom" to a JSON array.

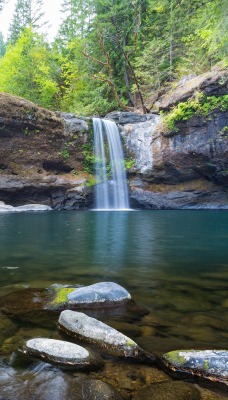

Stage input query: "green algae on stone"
[
  {"left": 162, "top": 350, "right": 228, "bottom": 385},
  {"left": 163, "top": 350, "right": 186, "bottom": 366},
  {"left": 48, "top": 287, "right": 76, "bottom": 309}
]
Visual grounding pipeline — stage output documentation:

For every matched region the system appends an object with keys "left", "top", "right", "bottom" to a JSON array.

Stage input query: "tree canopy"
[{"left": 0, "top": 0, "right": 227, "bottom": 113}]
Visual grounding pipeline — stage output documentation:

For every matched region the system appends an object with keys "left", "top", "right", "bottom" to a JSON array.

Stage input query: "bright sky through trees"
[{"left": 0, "top": 0, "right": 62, "bottom": 40}]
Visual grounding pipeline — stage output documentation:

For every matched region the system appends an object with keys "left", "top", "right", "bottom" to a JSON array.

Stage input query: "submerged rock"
[
  {"left": 81, "top": 380, "right": 123, "bottom": 400},
  {"left": 162, "top": 350, "right": 228, "bottom": 385},
  {"left": 48, "top": 282, "right": 131, "bottom": 309},
  {"left": 135, "top": 380, "right": 201, "bottom": 400},
  {"left": 58, "top": 310, "right": 155, "bottom": 362},
  {"left": 0, "top": 365, "right": 123, "bottom": 400},
  {"left": 21, "top": 338, "right": 103, "bottom": 371}
]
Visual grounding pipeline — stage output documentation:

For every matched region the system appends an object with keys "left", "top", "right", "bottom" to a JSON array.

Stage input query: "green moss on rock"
[
  {"left": 163, "top": 350, "right": 187, "bottom": 366},
  {"left": 164, "top": 94, "right": 228, "bottom": 131},
  {"left": 48, "top": 287, "right": 75, "bottom": 309}
]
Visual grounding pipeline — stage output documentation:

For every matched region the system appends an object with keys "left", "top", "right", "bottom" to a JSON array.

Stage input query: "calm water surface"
[{"left": 0, "top": 210, "right": 227, "bottom": 362}]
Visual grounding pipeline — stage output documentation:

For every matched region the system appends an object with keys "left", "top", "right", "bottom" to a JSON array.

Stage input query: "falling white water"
[{"left": 93, "top": 118, "right": 130, "bottom": 210}]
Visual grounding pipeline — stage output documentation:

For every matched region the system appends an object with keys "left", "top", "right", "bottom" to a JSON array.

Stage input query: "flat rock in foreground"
[
  {"left": 21, "top": 338, "right": 103, "bottom": 371},
  {"left": 58, "top": 310, "right": 155, "bottom": 362},
  {"left": 162, "top": 350, "right": 228, "bottom": 385},
  {"left": 48, "top": 282, "right": 131, "bottom": 309}
]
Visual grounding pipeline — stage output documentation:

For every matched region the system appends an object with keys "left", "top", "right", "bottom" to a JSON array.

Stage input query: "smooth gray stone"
[
  {"left": 21, "top": 338, "right": 102, "bottom": 370},
  {"left": 58, "top": 310, "right": 138, "bottom": 356},
  {"left": 67, "top": 282, "right": 131, "bottom": 306},
  {"left": 58, "top": 310, "right": 153, "bottom": 361},
  {"left": 162, "top": 350, "right": 228, "bottom": 384}
]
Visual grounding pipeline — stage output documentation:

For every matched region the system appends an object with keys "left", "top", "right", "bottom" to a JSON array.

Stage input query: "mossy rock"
[
  {"left": 47, "top": 286, "right": 77, "bottom": 310},
  {"left": 162, "top": 350, "right": 228, "bottom": 385},
  {"left": 46, "top": 282, "right": 132, "bottom": 311}
]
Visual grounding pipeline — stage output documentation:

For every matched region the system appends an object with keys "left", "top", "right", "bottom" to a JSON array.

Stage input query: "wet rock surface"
[
  {"left": 67, "top": 282, "right": 131, "bottom": 307},
  {"left": 89, "top": 361, "right": 171, "bottom": 399},
  {"left": 0, "top": 278, "right": 227, "bottom": 399},
  {"left": 106, "top": 111, "right": 156, "bottom": 125},
  {"left": 0, "top": 365, "right": 121, "bottom": 400},
  {"left": 81, "top": 379, "right": 123, "bottom": 400},
  {"left": 48, "top": 282, "right": 131, "bottom": 309},
  {"left": 162, "top": 350, "right": 228, "bottom": 385},
  {"left": 135, "top": 380, "right": 201, "bottom": 400},
  {"left": 58, "top": 310, "right": 153, "bottom": 361},
  {"left": 59, "top": 112, "right": 89, "bottom": 136},
  {"left": 21, "top": 338, "right": 103, "bottom": 371},
  {"left": 120, "top": 115, "right": 161, "bottom": 175},
  {"left": 130, "top": 185, "right": 228, "bottom": 210},
  {"left": 0, "top": 360, "right": 227, "bottom": 400}
]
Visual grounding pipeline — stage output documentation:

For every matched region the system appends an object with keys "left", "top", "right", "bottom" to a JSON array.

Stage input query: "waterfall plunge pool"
[{"left": 0, "top": 210, "right": 227, "bottom": 398}]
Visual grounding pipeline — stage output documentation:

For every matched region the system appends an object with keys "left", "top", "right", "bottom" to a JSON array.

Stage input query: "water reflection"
[
  {"left": 93, "top": 211, "right": 130, "bottom": 268},
  {"left": 0, "top": 210, "right": 227, "bottom": 287}
]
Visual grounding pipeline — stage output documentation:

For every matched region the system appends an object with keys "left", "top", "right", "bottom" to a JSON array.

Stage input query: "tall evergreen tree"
[
  {"left": 8, "top": 0, "right": 47, "bottom": 44},
  {"left": 57, "top": 0, "right": 94, "bottom": 45}
]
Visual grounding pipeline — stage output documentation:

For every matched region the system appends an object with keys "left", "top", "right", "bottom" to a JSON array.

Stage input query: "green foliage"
[
  {"left": 164, "top": 95, "right": 228, "bottom": 131},
  {"left": 1, "top": 0, "right": 227, "bottom": 114},
  {"left": 0, "top": 28, "right": 60, "bottom": 108},
  {"left": 134, "top": 0, "right": 228, "bottom": 96},
  {"left": 49, "top": 287, "right": 75, "bottom": 308},
  {"left": 60, "top": 144, "right": 70, "bottom": 159},
  {"left": 125, "top": 158, "right": 135, "bottom": 170},
  {"left": 82, "top": 142, "right": 96, "bottom": 173},
  {"left": 85, "top": 176, "right": 97, "bottom": 187}
]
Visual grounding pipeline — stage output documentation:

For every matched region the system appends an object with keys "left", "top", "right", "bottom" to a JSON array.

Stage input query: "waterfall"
[{"left": 93, "top": 118, "right": 130, "bottom": 210}]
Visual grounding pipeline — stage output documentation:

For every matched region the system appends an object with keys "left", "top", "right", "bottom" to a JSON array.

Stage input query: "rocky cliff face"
[
  {"left": 0, "top": 94, "right": 93, "bottom": 209},
  {"left": 0, "top": 68, "right": 227, "bottom": 210},
  {"left": 108, "top": 69, "right": 228, "bottom": 209}
]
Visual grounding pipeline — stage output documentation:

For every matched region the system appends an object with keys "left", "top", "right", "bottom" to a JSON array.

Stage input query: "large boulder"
[
  {"left": 21, "top": 338, "right": 103, "bottom": 371},
  {"left": 58, "top": 310, "right": 154, "bottom": 362},
  {"left": 162, "top": 350, "right": 228, "bottom": 385},
  {"left": 158, "top": 68, "right": 228, "bottom": 111},
  {"left": 48, "top": 282, "right": 131, "bottom": 309}
]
